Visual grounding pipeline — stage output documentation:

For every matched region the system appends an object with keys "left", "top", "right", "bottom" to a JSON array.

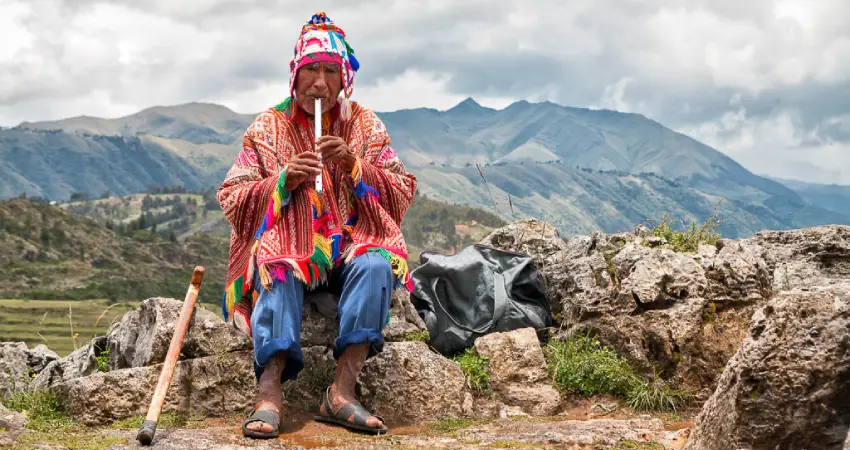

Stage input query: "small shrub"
[
  {"left": 649, "top": 212, "right": 723, "bottom": 253},
  {"left": 94, "top": 344, "right": 110, "bottom": 373},
  {"left": 452, "top": 348, "right": 490, "bottom": 393}
]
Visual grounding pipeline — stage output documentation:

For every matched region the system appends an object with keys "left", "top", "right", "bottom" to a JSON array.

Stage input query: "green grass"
[
  {"left": 545, "top": 335, "right": 689, "bottom": 412},
  {"left": 627, "top": 375, "right": 690, "bottom": 412},
  {"left": 0, "top": 299, "right": 137, "bottom": 357},
  {"left": 648, "top": 212, "right": 723, "bottom": 252},
  {"left": 429, "top": 417, "right": 488, "bottom": 433},
  {"left": 402, "top": 330, "right": 430, "bottom": 342},
  {"left": 3, "top": 389, "right": 74, "bottom": 432},
  {"left": 452, "top": 347, "right": 490, "bottom": 393},
  {"left": 545, "top": 335, "right": 638, "bottom": 398}
]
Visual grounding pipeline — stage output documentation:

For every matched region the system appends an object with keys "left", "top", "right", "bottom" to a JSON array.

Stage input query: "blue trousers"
[{"left": 250, "top": 253, "right": 393, "bottom": 382}]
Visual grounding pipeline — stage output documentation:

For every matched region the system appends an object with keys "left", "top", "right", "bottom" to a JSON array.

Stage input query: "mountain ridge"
[{"left": 2, "top": 98, "right": 847, "bottom": 237}]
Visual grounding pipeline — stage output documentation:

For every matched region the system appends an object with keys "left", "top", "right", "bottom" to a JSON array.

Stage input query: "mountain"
[
  {"left": 767, "top": 176, "right": 850, "bottom": 217},
  {"left": 1, "top": 99, "right": 847, "bottom": 238}
]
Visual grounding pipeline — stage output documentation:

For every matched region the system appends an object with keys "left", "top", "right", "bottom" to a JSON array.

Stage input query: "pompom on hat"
[{"left": 282, "top": 12, "right": 359, "bottom": 121}]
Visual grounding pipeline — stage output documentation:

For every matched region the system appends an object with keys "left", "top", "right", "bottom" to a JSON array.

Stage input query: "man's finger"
[
  {"left": 294, "top": 152, "right": 321, "bottom": 161},
  {"left": 317, "top": 135, "right": 343, "bottom": 144}
]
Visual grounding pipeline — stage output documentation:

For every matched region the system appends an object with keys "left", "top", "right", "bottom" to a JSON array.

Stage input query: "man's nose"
[{"left": 312, "top": 71, "right": 328, "bottom": 93}]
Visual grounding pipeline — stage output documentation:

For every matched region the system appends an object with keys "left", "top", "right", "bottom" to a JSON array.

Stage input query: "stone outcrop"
[
  {"left": 684, "top": 286, "right": 850, "bottom": 450},
  {"left": 482, "top": 221, "right": 849, "bottom": 401},
  {"left": 473, "top": 327, "right": 561, "bottom": 416},
  {"left": 54, "top": 350, "right": 255, "bottom": 426}
]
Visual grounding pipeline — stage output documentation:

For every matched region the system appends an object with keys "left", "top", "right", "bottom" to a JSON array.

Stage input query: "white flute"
[{"left": 314, "top": 97, "right": 323, "bottom": 193}]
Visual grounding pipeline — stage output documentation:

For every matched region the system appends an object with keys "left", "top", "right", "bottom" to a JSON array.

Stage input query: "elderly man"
[{"left": 217, "top": 12, "right": 417, "bottom": 439}]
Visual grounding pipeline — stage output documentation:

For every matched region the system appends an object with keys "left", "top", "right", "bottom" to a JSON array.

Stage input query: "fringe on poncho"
[{"left": 216, "top": 100, "right": 418, "bottom": 336}]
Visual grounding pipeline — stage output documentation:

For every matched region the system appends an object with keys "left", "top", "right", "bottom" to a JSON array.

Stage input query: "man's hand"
[
  {"left": 317, "top": 135, "right": 356, "bottom": 172},
  {"left": 283, "top": 152, "right": 322, "bottom": 191}
]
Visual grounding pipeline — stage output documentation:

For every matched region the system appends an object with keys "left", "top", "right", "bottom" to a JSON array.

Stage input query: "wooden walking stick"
[{"left": 137, "top": 266, "right": 205, "bottom": 445}]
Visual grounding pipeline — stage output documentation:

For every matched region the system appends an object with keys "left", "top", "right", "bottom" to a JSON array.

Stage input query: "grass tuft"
[
  {"left": 545, "top": 335, "right": 638, "bottom": 398},
  {"left": 648, "top": 212, "right": 723, "bottom": 253},
  {"left": 627, "top": 375, "right": 690, "bottom": 412},
  {"left": 545, "top": 334, "right": 689, "bottom": 412},
  {"left": 452, "top": 347, "right": 490, "bottom": 393}
]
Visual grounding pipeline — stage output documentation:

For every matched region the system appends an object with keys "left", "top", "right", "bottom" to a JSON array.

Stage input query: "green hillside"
[{"left": 0, "top": 197, "right": 228, "bottom": 305}]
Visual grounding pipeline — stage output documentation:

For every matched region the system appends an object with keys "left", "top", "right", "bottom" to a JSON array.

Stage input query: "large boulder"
[
  {"left": 106, "top": 298, "right": 251, "bottom": 370},
  {"left": 473, "top": 327, "right": 562, "bottom": 416},
  {"left": 684, "top": 286, "right": 850, "bottom": 450},
  {"left": 54, "top": 350, "right": 255, "bottom": 426},
  {"left": 357, "top": 341, "right": 473, "bottom": 425}
]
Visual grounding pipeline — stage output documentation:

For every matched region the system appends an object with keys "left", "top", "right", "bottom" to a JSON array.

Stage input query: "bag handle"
[{"left": 430, "top": 270, "right": 509, "bottom": 334}]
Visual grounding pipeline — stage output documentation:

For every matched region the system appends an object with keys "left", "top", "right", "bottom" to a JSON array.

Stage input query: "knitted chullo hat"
[{"left": 281, "top": 12, "right": 360, "bottom": 121}]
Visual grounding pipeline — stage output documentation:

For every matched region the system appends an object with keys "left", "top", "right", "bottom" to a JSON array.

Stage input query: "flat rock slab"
[{"left": 52, "top": 416, "right": 678, "bottom": 450}]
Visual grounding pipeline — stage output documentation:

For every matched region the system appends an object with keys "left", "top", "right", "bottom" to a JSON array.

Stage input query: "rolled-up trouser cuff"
[{"left": 253, "top": 337, "right": 304, "bottom": 382}]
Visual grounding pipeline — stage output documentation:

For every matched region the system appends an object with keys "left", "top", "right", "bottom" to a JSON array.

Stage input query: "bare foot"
[
  {"left": 321, "top": 384, "right": 383, "bottom": 429},
  {"left": 319, "top": 343, "right": 383, "bottom": 429},
  {"left": 246, "top": 353, "right": 285, "bottom": 434}
]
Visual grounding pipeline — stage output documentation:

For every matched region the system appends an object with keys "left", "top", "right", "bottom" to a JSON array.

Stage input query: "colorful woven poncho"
[{"left": 216, "top": 12, "right": 418, "bottom": 336}]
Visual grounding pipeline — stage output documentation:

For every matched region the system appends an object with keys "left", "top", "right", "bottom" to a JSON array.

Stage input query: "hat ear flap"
[{"left": 339, "top": 95, "right": 351, "bottom": 122}]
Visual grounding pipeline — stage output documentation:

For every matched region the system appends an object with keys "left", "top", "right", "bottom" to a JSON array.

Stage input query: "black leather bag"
[{"left": 410, "top": 244, "right": 553, "bottom": 356}]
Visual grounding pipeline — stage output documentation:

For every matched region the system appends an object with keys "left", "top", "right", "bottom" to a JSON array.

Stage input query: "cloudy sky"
[{"left": 1, "top": 0, "right": 848, "bottom": 184}]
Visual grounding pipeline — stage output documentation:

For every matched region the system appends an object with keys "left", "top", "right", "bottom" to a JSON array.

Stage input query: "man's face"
[{"left": 294, "top": 61, "right": 342, "bottom": 116}]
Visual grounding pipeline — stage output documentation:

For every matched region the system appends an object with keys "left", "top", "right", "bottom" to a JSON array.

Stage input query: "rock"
[
  {"left": 300, "top": 294, "right": 339, "bottom": 348},
  {"left": 281, "top": 346, "right": 337, "bottom": 412},
  {"left": 28, "top": 344, "right": 59, "bottom": 375},
  {"left": 745, "top": 225, "right": 850, "bottom": 292},
  {"left": 0, "top": 342, "right": 30, "bottom": 398},
  {"left": 54, "top": 350, "right": 255, "bottom": 426},
  {"left": 357, "top": 341, "right": 471, "bottom": 425},
  {"left": 382, "top": 289, "right": 428, "bottom": 342},
  {"left": 703, "top": 240, "right": 771, "bottom": 303},
  {"left": 33, "top": 336, "right": 106, "bottom": 390},
  {"left": 0, "top": 402, "right": 28, "bottom": 447},
  {"left": 458, "top": 417, "right": 667, "bottom": 448},
  {"left": 661, "top": 428, "right": 691, "bottom": 449},
  {"left": 615, "top": 245, "right": 709, "bottom": 308},
  {"left": 107, "top": 298, "right": 251, "bottom": 370},
  {"left": 684, "top": 287, "right": 850, "bottom": 450},
  {"left": 473, "top": 327, "right": 562, "bottom": 416}
]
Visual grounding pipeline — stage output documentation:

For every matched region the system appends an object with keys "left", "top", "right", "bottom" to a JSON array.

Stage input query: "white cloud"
[{"left": 0, "top": 0, "right": 847, "bottom": 184}]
